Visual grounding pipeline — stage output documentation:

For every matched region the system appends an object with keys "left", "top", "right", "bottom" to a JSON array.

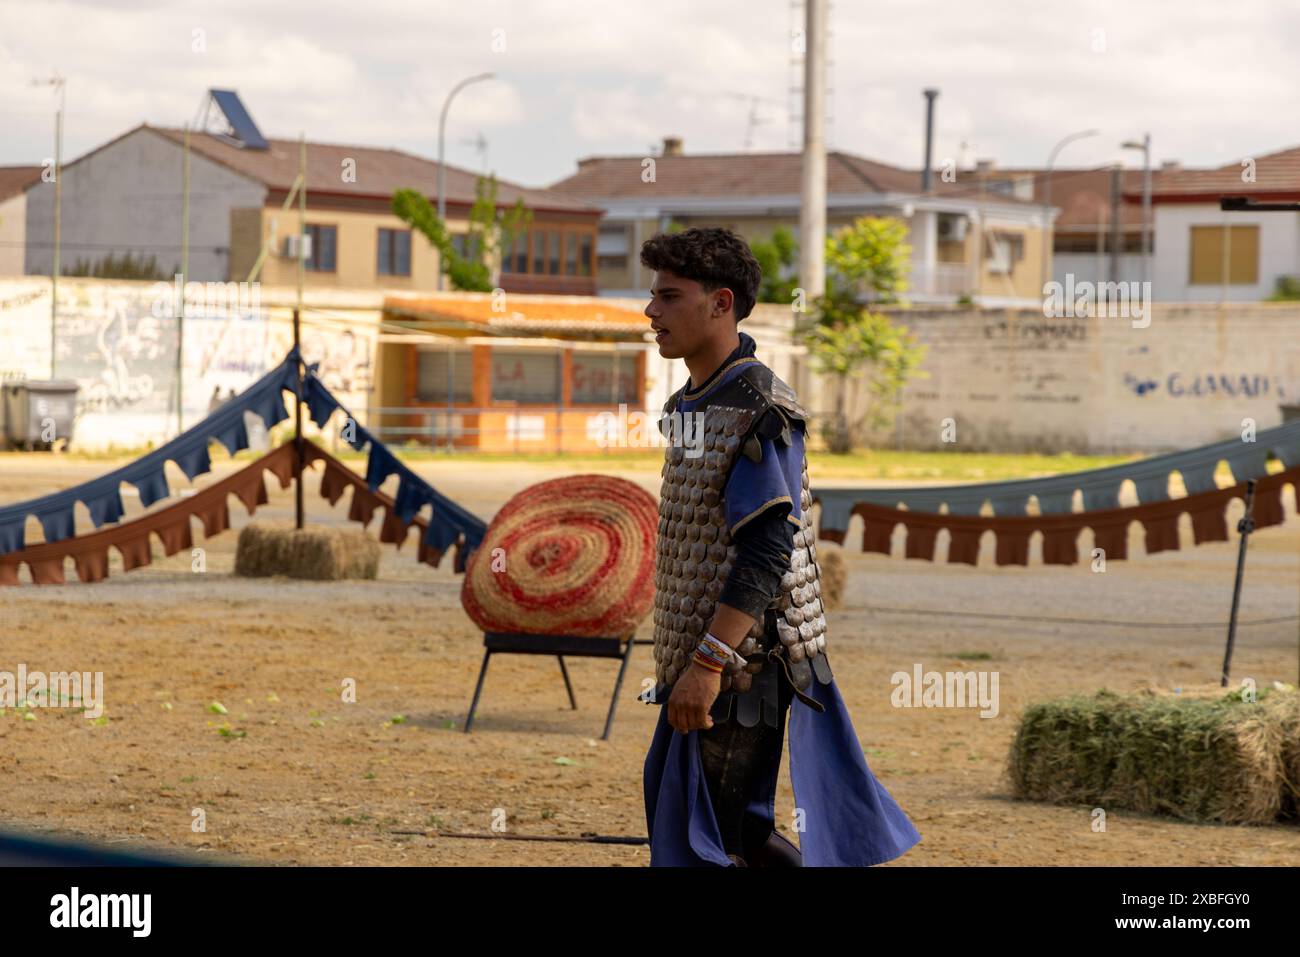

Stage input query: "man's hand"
[{"left": 667, "top": 663, "right": 722, "bottom": 734}]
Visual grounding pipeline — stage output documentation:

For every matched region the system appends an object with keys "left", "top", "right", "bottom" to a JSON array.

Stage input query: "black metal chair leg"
[
  {"left": 556, "top": 656, "right": 578, "bottom": 710},
  {"left": 602, "top": 636, "right": 636, "bottom": 741},
  {"left": 465, "top": 649, "right": 492, "bottom": 733}
]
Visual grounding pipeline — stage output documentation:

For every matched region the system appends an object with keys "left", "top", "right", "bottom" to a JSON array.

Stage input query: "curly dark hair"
[{"left": 639, "top": 226, "right": 762, "bottom": 320}]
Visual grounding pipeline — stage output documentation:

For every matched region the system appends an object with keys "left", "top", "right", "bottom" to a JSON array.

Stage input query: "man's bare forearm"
[{"left": 703, "top": 602, "right": 757, "bottom": 653}]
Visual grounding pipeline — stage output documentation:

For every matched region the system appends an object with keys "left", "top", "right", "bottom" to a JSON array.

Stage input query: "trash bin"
[{"left": 2, "top": 380, "right": 79, "bottom": 451}]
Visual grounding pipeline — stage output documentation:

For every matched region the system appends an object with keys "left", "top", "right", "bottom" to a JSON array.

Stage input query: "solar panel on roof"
[{"left": 207, "top": 89, "right": 269, "bottom": 150}]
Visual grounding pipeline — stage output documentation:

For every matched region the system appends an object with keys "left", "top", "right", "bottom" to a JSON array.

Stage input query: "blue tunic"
[{"left": 642, "top": 346, "right": 922, "bottom": 866}]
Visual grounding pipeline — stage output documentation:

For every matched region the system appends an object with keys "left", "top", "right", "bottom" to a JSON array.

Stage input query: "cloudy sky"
[{"left": 3, "top": 0, "right": 1298, "bottom": 187}]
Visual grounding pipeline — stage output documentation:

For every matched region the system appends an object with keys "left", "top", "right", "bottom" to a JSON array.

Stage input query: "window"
[
  {"left": 377, "top": 228, "right": 411, "bottom": 276},
  {"left": 512, "top": 231, "right": 529, "bottom": 273},
  {"left": 571, "top": 352, "right": 638, "bottom": 404},
  {"left": 565, "top": 233, "right": 578, "bottom": 276},
  {"left": 450, "top": 232, "right": 480, "bottom": 262},
  {"left": 549, "top": 232, "right": 561, "bottom": 274},
  {"left": 304, "top": 224, "right": 337, "bottom": 272},
  {"left": 597, "top": 226, "right": 630, "bottom": 271},
  {"left": 415, "top": 348, "right": 473, "bottom": 403},
  {"left": 985, "top": 231, "right": 1024, "bottom": 275},
  {"left": 1189, "top": 225, "right": 1259, "bottom": 285},
  {"left": 501, "top": 232, "right": 515, "bottom": 274},
  {"left": 579, "top": 233, "right": 593, "bottom": 276},
  {"left": 530, "top": 231, "right": 545, "bottom": 273},
  {"left": 491, "top": 349, "right": 561, "bottom": 403}
]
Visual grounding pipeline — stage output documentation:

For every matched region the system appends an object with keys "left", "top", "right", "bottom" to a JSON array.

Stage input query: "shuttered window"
[
  {"left": 1189, "top": 225, "right": 1259, "bottom": 285},
  {"left": 416, "top": 348, "right": 473, "bottom": 403},
  {"left": 492, "top": 349, "right": 561, "bottom": 403}
]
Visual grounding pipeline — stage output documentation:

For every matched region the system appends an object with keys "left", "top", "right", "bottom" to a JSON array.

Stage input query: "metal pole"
[
  {"left": 177, "top": 124, "right": 190, "bottom": 436},
  {"left": 1220, "top": 479, "right": 1257, "bottom": 687},
  {"left": 798, "top": 0, "right": 827, "bottom": 301},
  {"left": 1141, "top": 133, "right": 1152, "bottom": 289},
  {"left": 295, "top": 134, "right": 306, "bottom": 531},
  {"left": 1108, "top": 166, "right": 1122, "bottom": 285},
  {"left": 920, "top": 89, "right": 938, "bottom": 193},
  {"left": 437, "top": 73, "right": 494, "bottom": 291},
  {"left": 1041, "top": 130, "right": 1099, "bottom": 292},
  {"left": 51, "top": 80, "right": 64, "bottom": 380}
]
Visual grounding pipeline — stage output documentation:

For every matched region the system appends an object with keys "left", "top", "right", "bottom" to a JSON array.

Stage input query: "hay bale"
[
  {"left": 1007, "top": 687, "right": 1300, "bottom": 826},
  {"left": 235, "top": 522, "right": 379, "bottom": 581},
  {"left": 815, "top": 541, "right": 847, "bottom": 611}
]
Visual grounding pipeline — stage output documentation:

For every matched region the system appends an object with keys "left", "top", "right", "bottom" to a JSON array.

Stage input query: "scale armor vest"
[{"left": 651, "top": 363, "right": 830, "bottom": 698}]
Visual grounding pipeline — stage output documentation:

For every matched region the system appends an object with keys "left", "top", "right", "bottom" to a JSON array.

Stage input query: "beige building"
[{"left": 550, "top": 140, "right": 1051, "bottom": 307}]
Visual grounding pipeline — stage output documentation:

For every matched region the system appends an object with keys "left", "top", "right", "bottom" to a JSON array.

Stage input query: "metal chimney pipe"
[{"left": 921, "top": 88, "right": 939, "bottom": 192}]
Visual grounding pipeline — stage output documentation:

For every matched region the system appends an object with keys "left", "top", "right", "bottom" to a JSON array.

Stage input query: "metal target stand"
[{"left": 463, "top": 632, "right": 640, "bottom": 740}]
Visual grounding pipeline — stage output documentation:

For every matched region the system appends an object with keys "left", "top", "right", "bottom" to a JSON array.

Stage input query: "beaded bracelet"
[
  {"left": 691, "top": 649, "right": 726, "bottom": 673},
  {"left": 692, "top": 632, "right": 740, "bottom": 674},
  {"left": 699, "top": 632, "right": 739, "bottom": 662}
]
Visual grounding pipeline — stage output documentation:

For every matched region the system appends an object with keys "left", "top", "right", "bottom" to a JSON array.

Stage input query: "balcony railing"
[{"left": 910, "top": 262, "right": 971, "bottom": 298}]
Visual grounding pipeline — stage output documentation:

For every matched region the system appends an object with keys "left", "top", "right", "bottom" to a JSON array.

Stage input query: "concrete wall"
[
  {"left": 0, "top": 277, "right": 380, "bottom": 451},
  {"left": 868, "top": 303, "right": 1300, "bottom": 453},
  {"left": 7, "top": 276, "right": 1294, "bottom": 456},
  {"left": 24, "top": 127, "right": 266, "bottom": 282},
  {"left": 0, "top": 191, "right": 27, "bottom": 276}
]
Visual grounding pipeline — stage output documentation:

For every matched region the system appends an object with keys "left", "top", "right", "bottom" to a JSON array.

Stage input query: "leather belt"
[{"left": 766, "top": 647, "right": 825, "bottom": 713}]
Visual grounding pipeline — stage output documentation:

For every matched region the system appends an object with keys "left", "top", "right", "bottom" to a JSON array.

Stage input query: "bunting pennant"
[
  {"left": 814, "top": 463, "right": 1300, "bottom": 566},
  {"left": 0, "top": 351, "right": 301, "bottom": 556},
  {"left": 814, "top": 419, "right": 1300, "bottom": 536},
  {"left": 0, "top": 443, "right": 298, "bottom": 585},
  {"left": 0, "top": 349, "right": 487, "bottom": 579}
]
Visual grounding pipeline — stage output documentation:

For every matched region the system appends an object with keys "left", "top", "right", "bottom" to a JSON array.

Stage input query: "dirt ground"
[{"left": 2, "top": 450, "right": 1299, "bottom": 866}]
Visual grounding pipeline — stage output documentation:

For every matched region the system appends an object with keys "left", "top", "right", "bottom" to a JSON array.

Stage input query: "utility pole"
[
  {"left": 1108, "top": 166, "right": 1122, "bottom": 285},
  {"left": 33, "top": 74, "right": 65, "bottom": 379},
  {"left": 798, "top": 0, "right": 827, "bottom": 303},
  {"left": 177, "top": 125, "right": 190, "bottom": 436},
  {"left": 295, "top": 133, "right": 306, "bottom": 530}
]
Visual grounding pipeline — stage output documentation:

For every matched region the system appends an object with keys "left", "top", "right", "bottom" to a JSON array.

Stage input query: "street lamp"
[
  {"left": 1121, "top": 133, "right": 1152, "bottom": 287},
  {"left": 1041, "top": 128, "right": 1098, "bottom": 290},
  {"left": 32, "top": 73, "right": 66, "bottom": 378},
  {"left": 437, "top": 72, "right": 495, "bottom": 290}
]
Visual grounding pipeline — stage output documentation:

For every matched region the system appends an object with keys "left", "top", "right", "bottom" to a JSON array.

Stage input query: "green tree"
[
  {"left": 751, "top": 225, "right": 800, "bottom": 304},
  {"left": 392, "top": 173, "right": 532, "bottom": 291},
  {"left": 798, "top": 215, "right": 926, "bottom": 453},
  {"left": 824, "top": 215, "right": 911, "bottom": 304}
]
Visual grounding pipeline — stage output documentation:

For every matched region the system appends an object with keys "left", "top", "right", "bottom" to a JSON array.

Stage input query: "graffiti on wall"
[{"left": 55, "top": 287, "right": 177, "bottom": 415}]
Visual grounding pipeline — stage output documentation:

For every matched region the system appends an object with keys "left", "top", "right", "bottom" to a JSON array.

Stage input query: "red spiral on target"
[{"left": 460, "top": 474, "right": 658, "bottom": 638}]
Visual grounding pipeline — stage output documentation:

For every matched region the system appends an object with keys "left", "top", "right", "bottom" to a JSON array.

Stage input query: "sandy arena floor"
[{"left": 2, "top": 451, "right": 1299, "bottom": 866}]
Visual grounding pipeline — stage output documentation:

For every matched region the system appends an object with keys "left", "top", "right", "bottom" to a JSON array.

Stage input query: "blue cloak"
[{"left": 642, "top": 672, "right": 922, "bottom": 867}]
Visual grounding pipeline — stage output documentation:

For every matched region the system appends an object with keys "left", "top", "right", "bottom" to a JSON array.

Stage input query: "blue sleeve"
[{"left": 723, "top": 416, "right": 805, "bottom": 537}]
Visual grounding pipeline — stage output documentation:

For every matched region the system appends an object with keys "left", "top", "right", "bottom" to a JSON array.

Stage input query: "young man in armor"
[{"left": 640, "top": 226, "right": 921, "bottom": 868}]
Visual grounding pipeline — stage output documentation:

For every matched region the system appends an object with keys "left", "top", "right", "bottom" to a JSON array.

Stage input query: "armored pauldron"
[{"left": 651, "top": 365, "right": 830, "bottom": 697}]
